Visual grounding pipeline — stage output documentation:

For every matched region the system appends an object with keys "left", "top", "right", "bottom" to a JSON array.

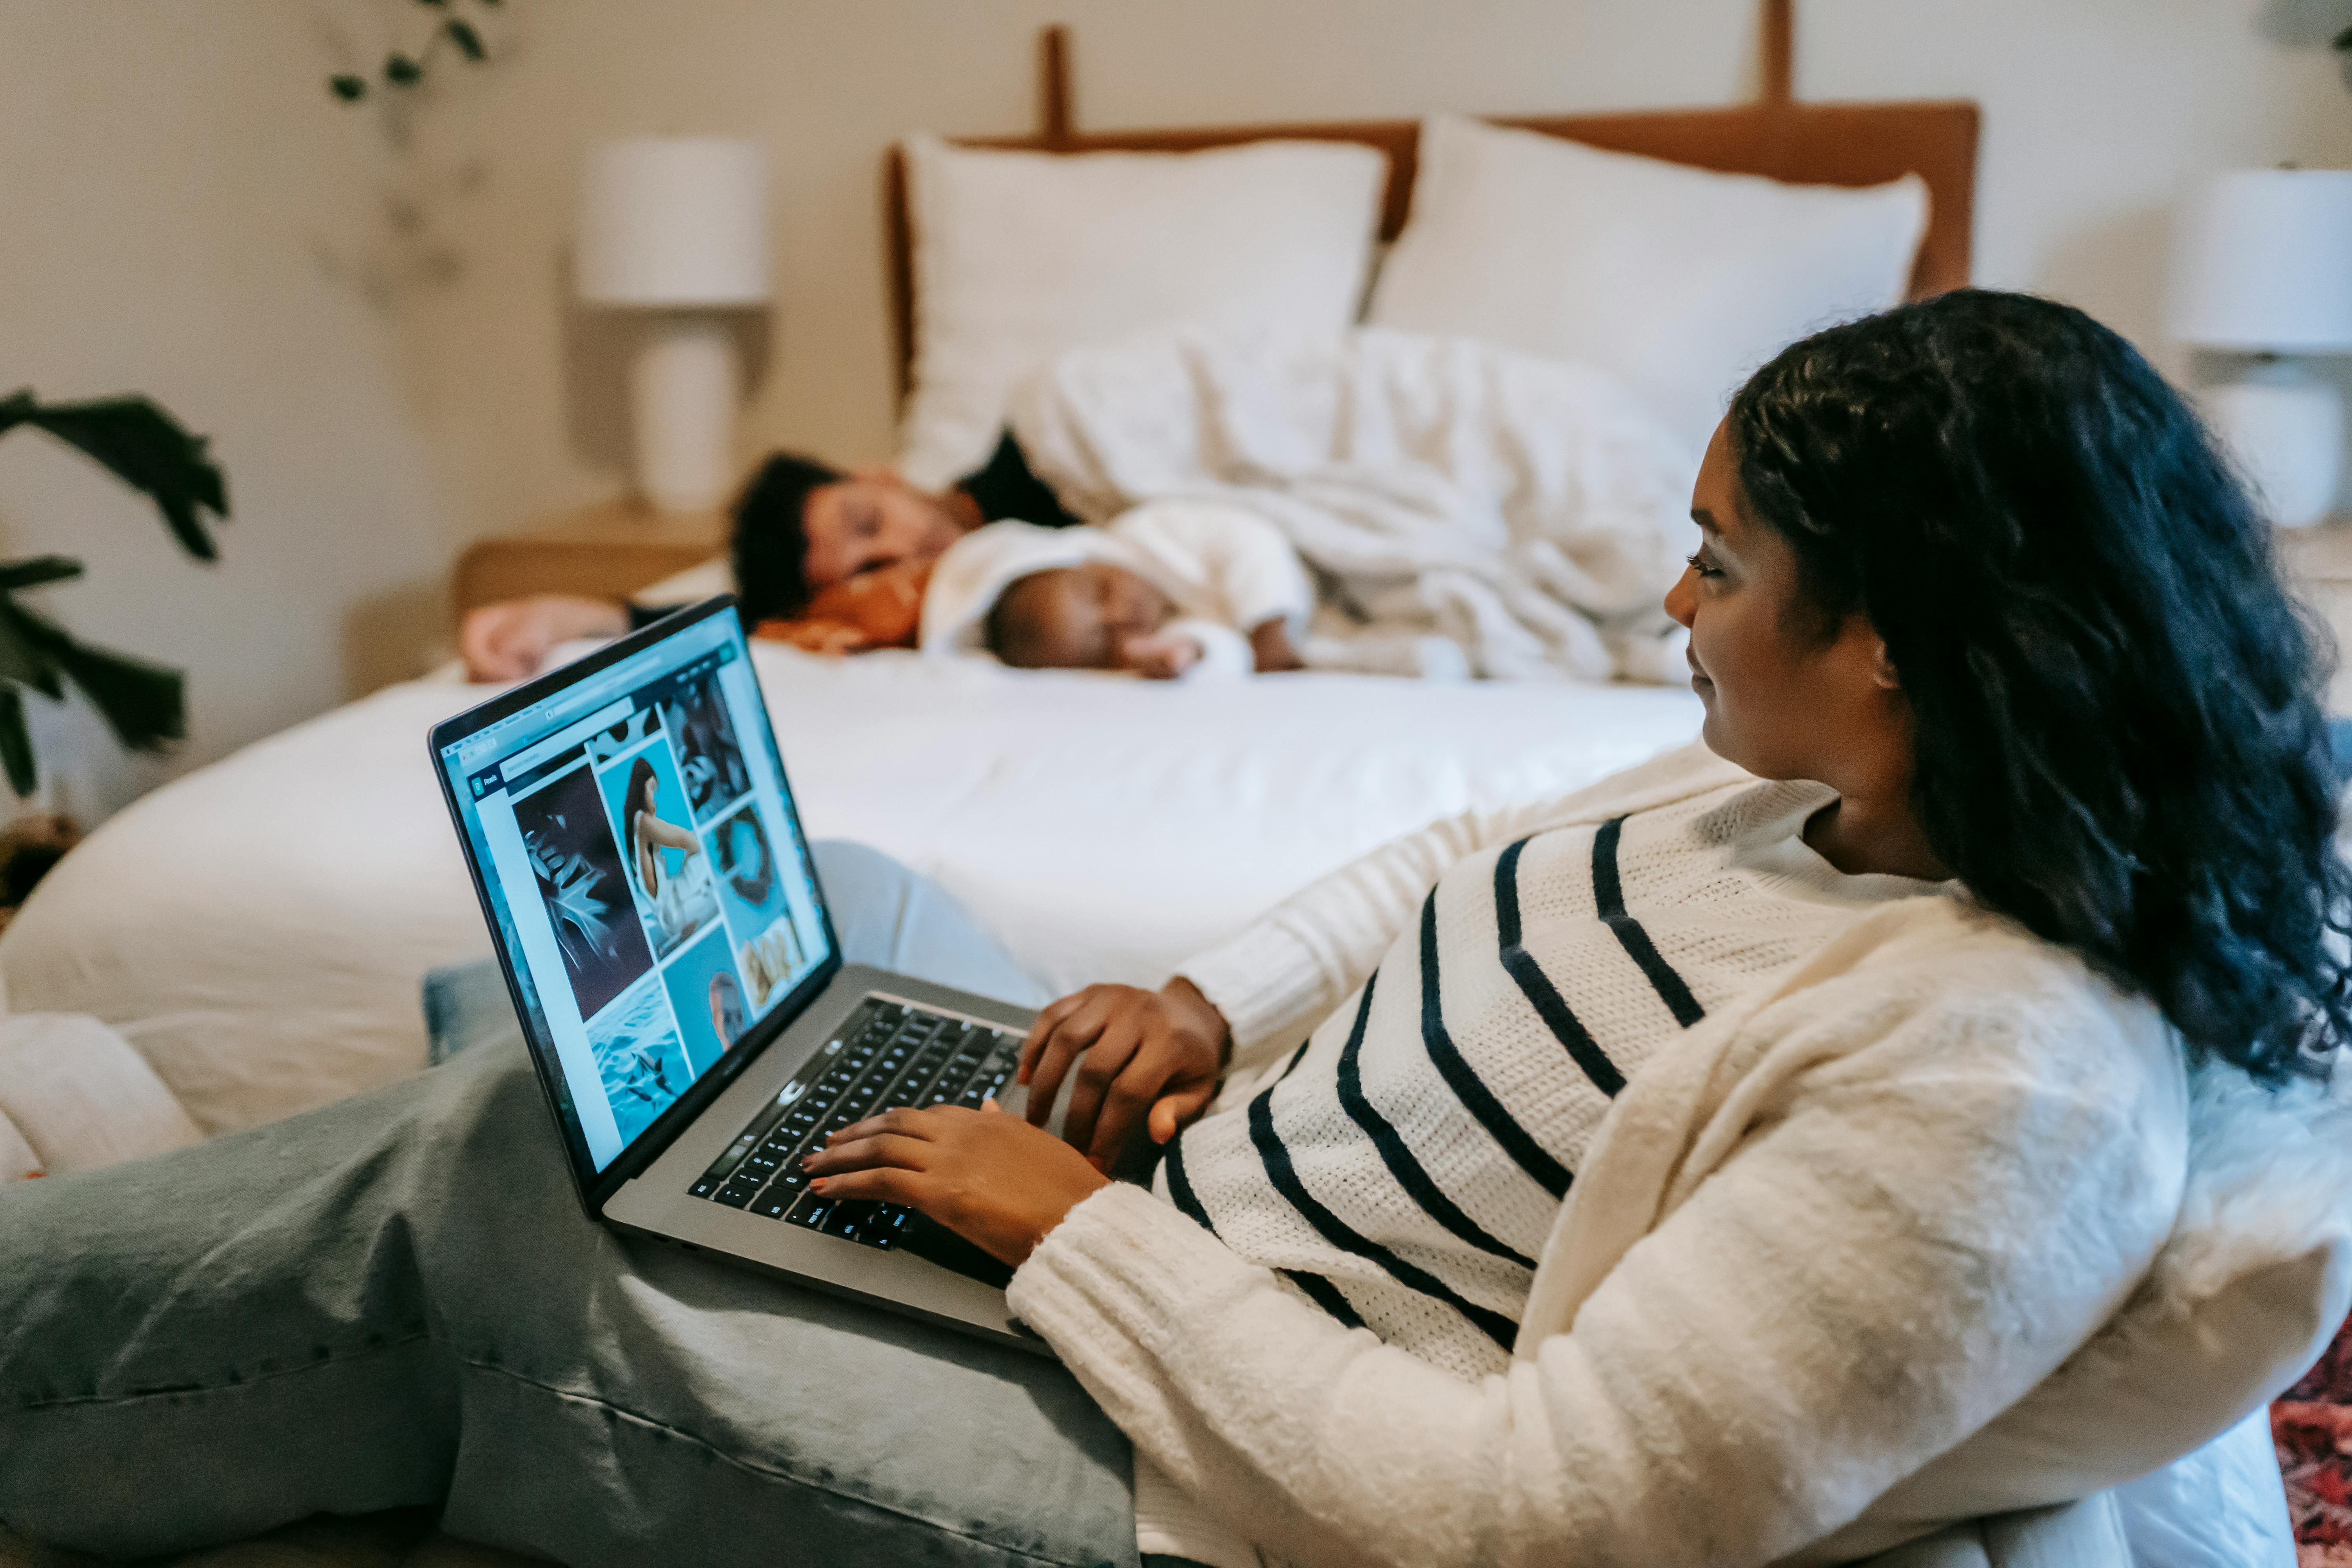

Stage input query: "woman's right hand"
[{"left": 1018, "top": 978, "right": 1231, "bottom": 1169}]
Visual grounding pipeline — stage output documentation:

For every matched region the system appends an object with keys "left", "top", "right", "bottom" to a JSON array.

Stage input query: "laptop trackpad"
[{"left": 896, "top": 1210, "right": 1015, "bottom": 1290}]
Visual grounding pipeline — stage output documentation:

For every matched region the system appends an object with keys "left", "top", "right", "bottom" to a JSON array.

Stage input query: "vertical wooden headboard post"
[
  {"left": 1761, "top": 0, "right": 1795, "bottom": 108},
  {"left": 1041, "top": 25, "right": 1074, "bottom": 146}
]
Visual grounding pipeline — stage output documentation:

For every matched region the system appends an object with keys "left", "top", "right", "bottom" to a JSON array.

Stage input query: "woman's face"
[{"left": 1663, "top": 423, "right": 1909, "bottom": 790}]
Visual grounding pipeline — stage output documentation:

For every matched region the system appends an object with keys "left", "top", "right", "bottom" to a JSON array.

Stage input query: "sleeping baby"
[{"left": 919, "top": 503, "right": 1314, "bottom": 678}]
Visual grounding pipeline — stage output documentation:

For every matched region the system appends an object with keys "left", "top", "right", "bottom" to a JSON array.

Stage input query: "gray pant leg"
[
  {"left": 809, "top": 840, "right": 1049, "bottom": 1007},
  {"left": 0, "top": 1042, "right": 1134, "bottom": 1566}
]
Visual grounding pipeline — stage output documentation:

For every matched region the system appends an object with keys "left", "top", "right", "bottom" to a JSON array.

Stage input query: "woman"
[
  {"left": 621, "top": 755, "right": 710, "bottom": 950},
  {"left": 2, "top": 291, "right": 2345, "bottom": 1566}
]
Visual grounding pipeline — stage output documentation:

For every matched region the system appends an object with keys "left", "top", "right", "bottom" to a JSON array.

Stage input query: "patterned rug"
[{"left": 2278, "top": 1311, "right": 2352, "bottom": 1566}]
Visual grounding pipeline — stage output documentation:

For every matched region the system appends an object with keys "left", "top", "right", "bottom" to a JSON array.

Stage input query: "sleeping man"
[{"left": 457, "top": 433, "right": 1078, "bottom": 682}]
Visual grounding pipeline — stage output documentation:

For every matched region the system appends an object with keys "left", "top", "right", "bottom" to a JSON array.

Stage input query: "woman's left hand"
[{"left": 802, "top": 1103, "right": 1110, "bottom": 1266}]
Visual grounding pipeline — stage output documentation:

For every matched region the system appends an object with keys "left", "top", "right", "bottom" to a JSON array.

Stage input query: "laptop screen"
[{"left": 435, "top": 604, "right": 833, "bottom": 1175}]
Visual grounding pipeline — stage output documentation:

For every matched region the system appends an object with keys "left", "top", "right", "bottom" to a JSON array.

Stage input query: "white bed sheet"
[{"left": 0, "top": 644, "right": 1699, "bottom": 1133}]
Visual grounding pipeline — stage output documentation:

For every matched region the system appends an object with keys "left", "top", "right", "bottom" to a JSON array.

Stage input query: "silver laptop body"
[{"left": 428, "top": 597, "right": 1049, "bottom": 1354}]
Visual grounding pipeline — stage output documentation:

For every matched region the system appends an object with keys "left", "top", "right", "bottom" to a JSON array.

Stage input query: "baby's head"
[{"left": 985, "top": 561, "right": 1175, "bottom": 670}]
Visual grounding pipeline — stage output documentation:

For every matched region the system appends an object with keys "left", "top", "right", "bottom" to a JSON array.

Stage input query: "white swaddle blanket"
[{"left": 1005, "top": 326, "right": 1702, "bottom": 683}]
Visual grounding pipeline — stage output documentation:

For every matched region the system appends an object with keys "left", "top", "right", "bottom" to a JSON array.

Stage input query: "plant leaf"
[
  {"left": 0, "top": 600, "right": 63, "bottom": 700},
  {"left": 0, "top": 688, "right": 34, "bottom": 798},
  {"left": 385, "top": 53, "right": 424, "bottom": 86},
  {"left": 13, "top": 605, "right": 183, "bottom": 753},
  {"left": 2335, "top": 22, "right": 2352, "bottom": 50},
  {"left": 330, "top": 73, "right": 368, "bottom": 101},
  {"left": 445, "top": 18, "right": 485, "bottom": 60},
  {"left": 11, "top": 395, "right": 227, "bottom": 561},
  {"left": 0, "top": 557, "right": 83, "bottom": 593}
]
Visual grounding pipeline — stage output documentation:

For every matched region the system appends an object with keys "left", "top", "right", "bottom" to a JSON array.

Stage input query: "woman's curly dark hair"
[{"left": 1728, "top": 289, "right": 2348, "bottom": 1082}]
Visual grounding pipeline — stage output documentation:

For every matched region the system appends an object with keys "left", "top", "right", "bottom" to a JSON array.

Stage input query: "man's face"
[{"left": 800, "top": 474, "right": 968, "bottom": 589}]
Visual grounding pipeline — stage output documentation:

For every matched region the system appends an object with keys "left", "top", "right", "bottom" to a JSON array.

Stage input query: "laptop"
[{"left": 429, "top": 595, "right": 1048, "bottom": 1352}]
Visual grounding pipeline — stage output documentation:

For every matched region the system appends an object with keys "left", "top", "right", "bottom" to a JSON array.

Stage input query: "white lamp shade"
[
  {"left": 577, "top": 137, "right": 770, "bottom": 307},
  {"left": 2168, "top": 170, "right": 2352, "bottom": 352}
]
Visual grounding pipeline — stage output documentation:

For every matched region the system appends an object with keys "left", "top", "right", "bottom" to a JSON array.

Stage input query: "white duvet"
[
  {"left": 0, "top": 645, "right": 1699, "bottom": 1133},
  {"left": 1009, "top": 326, "right": 1700, "bottom": 682}
]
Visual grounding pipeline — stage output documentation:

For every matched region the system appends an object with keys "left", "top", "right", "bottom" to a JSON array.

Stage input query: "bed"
[{"left": 0, "top": 0, "right": 1979, "bottom": 1138}]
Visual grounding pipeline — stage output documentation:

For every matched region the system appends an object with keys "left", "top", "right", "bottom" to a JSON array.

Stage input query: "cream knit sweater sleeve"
[
  {"left": 1178, "top": 741, "right": 1747, "bottom": 1068},
  {"left": 1006, "top": 935, "right": 2187, "bottom": 1568}
]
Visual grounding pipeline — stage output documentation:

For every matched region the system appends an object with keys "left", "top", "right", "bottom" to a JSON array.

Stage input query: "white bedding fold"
[
  {"left": 0, "top": 646, "right": 1699, "bottom": 1132},
  {"left": 1007, "top": 325, "right": 1702, "bottom": 682}
]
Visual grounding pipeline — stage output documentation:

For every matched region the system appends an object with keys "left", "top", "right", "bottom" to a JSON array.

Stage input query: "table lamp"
[
  {"left": 2169, "top": 169, "right": 2352, "bottom": 529},
  {"left": 578, "top": 137, "right": 771, "bottom": 515}
]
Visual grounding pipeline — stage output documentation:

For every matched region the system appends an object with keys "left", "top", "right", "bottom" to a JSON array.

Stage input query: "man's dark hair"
[
  {"left": 1729, "top": 288, "right": 2348, "bottom": 1082},
  {"left": 730, "top": 451, "right": 844, "bottom": 624}
]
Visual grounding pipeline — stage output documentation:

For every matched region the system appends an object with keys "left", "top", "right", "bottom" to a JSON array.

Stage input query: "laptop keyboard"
[{"left": 688, "top": 997, "right": 1023, "bottom": 1256}]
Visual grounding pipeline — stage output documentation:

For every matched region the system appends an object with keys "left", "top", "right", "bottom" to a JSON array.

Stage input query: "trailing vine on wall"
[{"left": 328, "top": 0, "right": 502, "bottom": 104}]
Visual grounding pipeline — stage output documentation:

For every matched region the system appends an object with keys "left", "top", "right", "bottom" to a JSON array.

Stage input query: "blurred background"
[{"left": 0, "top": 0, "right": 2346, "bottom": 811}]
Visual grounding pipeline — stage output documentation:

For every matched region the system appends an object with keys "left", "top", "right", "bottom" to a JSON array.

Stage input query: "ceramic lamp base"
[
  {"left": 630, "top": 317, "right": 739, "bottom": 515},
  {"left": 2203, "top": 366, "right": 2342, "bottom": 530}
]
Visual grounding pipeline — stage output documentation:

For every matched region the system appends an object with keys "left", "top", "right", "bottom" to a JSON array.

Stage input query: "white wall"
[
  {"left": 0, "top": 2, "right": 443, "bottom": 816},
  {"left": 0, "top": 0, "right": 2345, "bottom": 814}
]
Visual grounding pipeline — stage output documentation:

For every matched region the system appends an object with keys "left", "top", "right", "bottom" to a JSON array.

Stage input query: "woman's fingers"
[
  {"left": 807, "top": 1165, "right": 925, "bottom": 1207},
  {"left": 804, "top": 1130, "right": 935, "bottom": 1175},
  {"left": 826, "top": 1106, "right": 946, "bottom": 1147},
  {"left": 1017, "top": 993, "right": 1087, "bottom": 1083},
  {"left": 1060, "top": 1013, "right": 1148, "bottom": 1161},
  {"left": 1147, "top": 1081, "right": 1217, "bottom": 1145},
  {"left": 1022, "top": 993, "right": 1119, "bottom": 1128},
  {"left": 1076, "top": 1020, "right": 1178, "bottom": 1167}
]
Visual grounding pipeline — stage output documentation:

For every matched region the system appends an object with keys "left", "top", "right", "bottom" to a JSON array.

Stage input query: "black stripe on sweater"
[
  {"left": 1164, "top": 1112, "right": 1367, "bottom": 1332},
  {"left": 1492, "top": 840, "right": 1628, "bottom": 1098},
  {"left": 1336, "top": 972, "right": 1537, "bottom": 1271},
  {"left": 1282, "top": 1270, "right": 1370, "bottom": 1331},
  {"left": 1420, "top": 891, "right": 1574, "bottom": 1200},
  {"left": 1161, "top": 1128, "right": 1214, "bottom": 1230},
  {"left": 1592, "top": 816, "right": 1706, "bottom": 1029},
  {"left": 1247, "top": 1086, "right": 1518, "bottom": 1350}
]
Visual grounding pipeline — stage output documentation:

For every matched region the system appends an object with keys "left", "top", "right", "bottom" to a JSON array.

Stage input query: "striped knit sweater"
[
  {"left": 1155, "top": 775, "right": 1942, "bottom": 1385},
  {"left": 1006, "top": 745, "right": 2212, "bottom": 1568}
]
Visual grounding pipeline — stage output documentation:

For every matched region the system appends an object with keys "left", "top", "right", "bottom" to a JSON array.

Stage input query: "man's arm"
[{"left": 459, "top": 595, "right": 631, "bottom": 683}]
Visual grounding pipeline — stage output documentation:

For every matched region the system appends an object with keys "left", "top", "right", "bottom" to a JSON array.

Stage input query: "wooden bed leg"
[
  {"left": 1041, "top": 25, "right": 1074, "bottom": 146},
  {"left": 1761, "top": 0, "right": 1794, "bottom": 107}
]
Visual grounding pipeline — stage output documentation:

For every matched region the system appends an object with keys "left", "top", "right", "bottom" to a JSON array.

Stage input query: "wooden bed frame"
[{"left": 884, "top": 0, "right": 1978, "bottom": 399}]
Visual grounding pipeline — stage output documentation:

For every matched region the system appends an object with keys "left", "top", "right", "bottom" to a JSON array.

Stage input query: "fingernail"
[
  {"left": 809, "top": 1178, "right": 829, "bottom": 1194},
  {"left": 800, "top": 1153, "right": 815, "bottom": 1169}
]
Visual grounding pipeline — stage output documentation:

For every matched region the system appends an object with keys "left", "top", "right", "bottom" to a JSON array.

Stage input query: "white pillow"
[
  {"left": 1367, "top": 115, "right": 1929, "bottom": 450},
  {"left": 896, "top": 134, "right": 1386, "bottom": 490}
]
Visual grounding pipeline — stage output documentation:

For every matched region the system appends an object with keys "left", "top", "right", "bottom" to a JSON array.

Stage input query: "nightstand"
[
  {"left": 451, "top": 498, "right": 726, "bottom": 621},
  {"left": 2279, "top": 523, "right": 2352, "bottom": 713}
]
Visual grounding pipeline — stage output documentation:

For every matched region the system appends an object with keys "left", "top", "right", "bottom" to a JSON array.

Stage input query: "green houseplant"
[{"left": 0, "top": 390, "right": 227, "bottom": 797}]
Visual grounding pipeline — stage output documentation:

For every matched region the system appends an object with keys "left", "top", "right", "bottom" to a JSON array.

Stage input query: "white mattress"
[{"left": 0, "top": 645, "right": 1699, "bottom": 1133}]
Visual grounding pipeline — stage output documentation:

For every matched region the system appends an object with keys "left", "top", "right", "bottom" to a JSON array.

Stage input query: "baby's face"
[{"left": 994, "top": 562, "right": 1174, "bottom": 670}]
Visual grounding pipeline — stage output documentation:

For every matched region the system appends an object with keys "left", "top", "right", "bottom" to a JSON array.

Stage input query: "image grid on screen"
[{"left": 445, "top": 615, "right": 838, "bottom": 1171}]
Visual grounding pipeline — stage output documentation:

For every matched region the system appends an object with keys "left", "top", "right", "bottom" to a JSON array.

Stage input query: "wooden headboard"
[{"left": 885, "top": 0, "right": 1979, "bottom": 399}]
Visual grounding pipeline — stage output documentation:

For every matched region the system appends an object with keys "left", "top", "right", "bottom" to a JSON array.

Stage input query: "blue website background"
[{"left": 441, "top": 614, "right": 830, "bottom": 1171}]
